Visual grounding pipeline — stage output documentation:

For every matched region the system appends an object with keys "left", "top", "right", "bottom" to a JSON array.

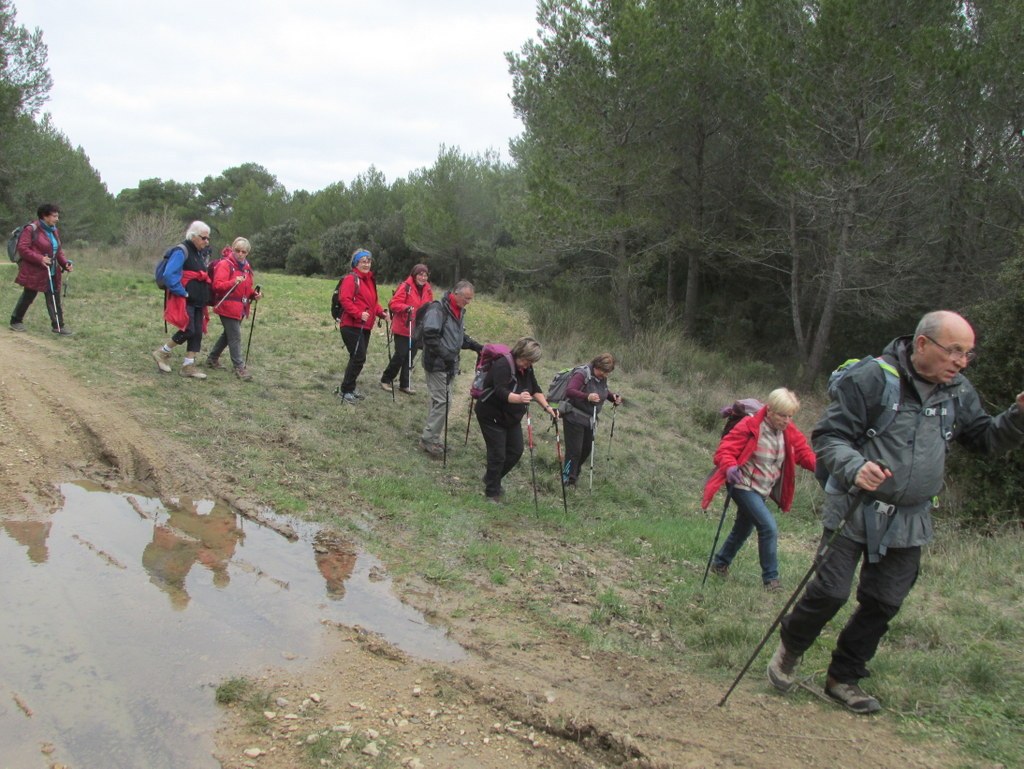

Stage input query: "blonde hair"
[
  {"left": 765, "top": 388, "right": 800, "bottom": 416},
  {"left": 511, "top": 336, "right": 542, "bottom": 364},
  {"left": 232, "top": 237, "right": 251, "bottom": 252}
]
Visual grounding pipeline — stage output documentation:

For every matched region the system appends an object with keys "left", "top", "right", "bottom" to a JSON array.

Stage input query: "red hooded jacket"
[{"left": 700, "top": 407, "right": 816, "bottom": 512}]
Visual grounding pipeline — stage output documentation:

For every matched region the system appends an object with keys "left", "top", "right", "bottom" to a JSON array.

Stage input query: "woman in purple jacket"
[
  {"left": 9, "top": 204, "right": 74, "bottom": 335},
  {"left": 560, "top": 353, "right": 623, "bottom": 488}
]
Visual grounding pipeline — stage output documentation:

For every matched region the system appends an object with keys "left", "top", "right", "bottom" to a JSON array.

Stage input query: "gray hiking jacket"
[
  {"left": 813, "top": 336, "right": 1024, "bottom": 550},
  {"left": 420, "top": 293, "right": 481, "bottom": 375}
]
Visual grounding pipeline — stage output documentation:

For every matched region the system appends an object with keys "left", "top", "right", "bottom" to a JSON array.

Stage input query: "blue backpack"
[{"left": 154, "top": 243, "right": 186, "bottom": 290}]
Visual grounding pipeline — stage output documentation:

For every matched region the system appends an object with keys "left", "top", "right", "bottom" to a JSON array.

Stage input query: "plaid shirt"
[{"left": 736, "top": 422, "right": 785, "bottom": 497}]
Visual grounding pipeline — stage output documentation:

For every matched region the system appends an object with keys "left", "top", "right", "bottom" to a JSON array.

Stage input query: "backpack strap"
[{"left": 859, "top": 356, "right": 901, "bottom": 444}]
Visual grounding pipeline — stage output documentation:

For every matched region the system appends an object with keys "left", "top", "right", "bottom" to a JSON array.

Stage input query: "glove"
[{"left": 726, "top": 466, "right": 743, "bottom": 486}]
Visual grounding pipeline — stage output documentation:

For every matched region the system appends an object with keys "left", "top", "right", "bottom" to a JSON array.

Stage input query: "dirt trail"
[{"left": 0, "top": 331, "right": 969, "bottom": 769}]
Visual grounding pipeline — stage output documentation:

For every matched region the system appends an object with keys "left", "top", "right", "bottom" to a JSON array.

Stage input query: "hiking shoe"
[
  {"left": 767, "top": 639, "right": 801, "bottom": 693},
  {"left": 206, "top": 356, "right": 225, "bottom": 370},
  {"left": 764, "top": 579, "right": 783, "bottom": 592},
  {"left": 380, "top": 381, "right": 394, "bottom": 393},
  {"left": 710, "top": 562, "right": 729, "bottom": 579},
  {"left": 52, "top": 327, "right": 74, "bottom": 336},
  {"left": 342, "top": 392, "right": 359, "bottom": 404},
  {"left": 399, "top": 386, "right": 416, "bottom": 395},
  {"left": 419, "top": 438, "right": 443, "bottom": 457},
  {"left": 152, "top": 348, "right": 172, "bottom": 373},
  {"left": 352, "top": 389, "right": 366, "bottom": 400},
  {"left": 180, "top": 363, "right": 208, "bottom": 379},
  {"left": 234, "top": 366, "right": 252, "bottom": 381},
  {"left": 825, "top": 678, "right": 881, "bottom": 714},
  {"left": 9, "top": 322, "right": 26, "bottom": 332}
]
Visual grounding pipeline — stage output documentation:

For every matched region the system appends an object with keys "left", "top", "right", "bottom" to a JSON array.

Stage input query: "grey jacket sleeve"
[{"left": 953, "top": 379, "right": 1024, "bottom": 455}]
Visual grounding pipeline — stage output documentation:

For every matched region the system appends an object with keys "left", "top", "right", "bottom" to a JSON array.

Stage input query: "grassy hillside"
[{"left": 4, "top": 252, "right": 1021, "bottom": 766}]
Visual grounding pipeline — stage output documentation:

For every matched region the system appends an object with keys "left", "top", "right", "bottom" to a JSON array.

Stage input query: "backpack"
[
  {"left": 814, "top": 354, "right": 957, "bottom": 490},
  {"left": 719, "top": 398, "right": 764, "bottom": 438},
  {"left": 409, "top": 300, "right": 438, "bottom": 350},
  {"left": 7, "top": 222, "right": 35, "bottom": 263},
  {"left": 330, "top": 274, "right": 360, "bottom": 321},
  {"left": 470, "top": 343, "right": 515, "bottom": 401},
  {"left": 545, "top": 365, "right": 591, "bottom": 412},
  {"left": 154, "top": 243, "right": 186, "bottom": 289}
]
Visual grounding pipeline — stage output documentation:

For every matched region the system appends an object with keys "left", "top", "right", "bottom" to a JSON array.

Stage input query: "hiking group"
[{"left": 9, "top": 208, "right": 1024, "bottom": 720}]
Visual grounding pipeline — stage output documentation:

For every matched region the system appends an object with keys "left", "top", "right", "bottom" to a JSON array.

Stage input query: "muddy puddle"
[{"left": 0, "top": 481, "right": 464, "bottom": 769}]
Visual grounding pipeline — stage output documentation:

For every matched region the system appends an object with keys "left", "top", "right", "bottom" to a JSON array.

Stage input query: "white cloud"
[{"left": 13, "top": 0, "right": 537, "bottom": 194}]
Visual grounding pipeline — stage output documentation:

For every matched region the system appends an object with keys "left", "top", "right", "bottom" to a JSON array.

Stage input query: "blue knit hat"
[{"left": 351, "top": 249, "right": 372, "bottom": 268}]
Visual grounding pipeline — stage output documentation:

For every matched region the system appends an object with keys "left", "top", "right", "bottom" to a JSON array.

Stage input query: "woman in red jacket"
[
  {"left": 206, "top": 238, "right": 261, "bottom": 380},
  {"left": 379, "top": 264, "right": 432, "bottom": 394},
  {"left": 337, "top": 249, "right": 387, "bottom": 404},
  {"left": 9, "top": 203, "right": 74, "bottom": 335},
  {"left": 701, "top": 388, "right": 816, "bottom": 591}
]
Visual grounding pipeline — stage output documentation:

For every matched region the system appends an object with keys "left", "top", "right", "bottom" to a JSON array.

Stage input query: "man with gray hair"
[
  {"left": 767, "top": 310, "right": 1024, "bottom": 713},
  {"left": 417, "top": 280, "right": 483, "bottom": 457},
  {"left": 152, "top": 221, "right": 213, "bottom": 378}
]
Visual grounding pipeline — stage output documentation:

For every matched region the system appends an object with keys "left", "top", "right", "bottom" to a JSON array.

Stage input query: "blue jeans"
[{"left": 713, "top": 486, "right": 779, "bottom": 583}]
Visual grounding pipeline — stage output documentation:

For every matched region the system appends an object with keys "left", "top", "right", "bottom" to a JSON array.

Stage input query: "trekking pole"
[
  {"left": 407, "top": 306, "right": 414, "bottom": 376},
  {"left": 589, "top": 405, "right": 597, "bottom": 492},
  {"left": 701, "top": 493, "right": 732, "bottom": 588},
  {"left": 384, "top": 318, "right": 396, "bottom": 403},
  {"left": 464, "top": 398, "right": 474, "bottom": 445},
  {"left": 553, "top": 414, "right": 568, "bottom": 515},
  {"left": 443, "top": 371, "right": 452, "bottom": 468},
  {"left": 718, "top": 485, "right": 872, "bottom": 707},
  {"left": 607, "top": 404, "right": 617, "bottom": 462},
  {"left": 244, "top": 285, "right": 260, "bottom": 366},
  {"left": 213, "top": 279, "right": 241, "bottom": 310},
  {"left": 62, "top": 264, "right": 71, "bottom": 298},
  {"left": 46, "top": 266, "right": 61, "bottom": 333},
  {"left": 163, "top": 291, "right": 168, "bottom": 334},
  {"left": 526, "top": 405, "right": 539, "bottom": 513}
]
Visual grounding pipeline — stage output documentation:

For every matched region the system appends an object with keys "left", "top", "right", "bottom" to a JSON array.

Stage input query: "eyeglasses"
[
  {"left": 198, "top": 235, "right": 210, "bottom": 241},
  {"left": 924, "top": 335, "right": 976, "bottom": 363}
]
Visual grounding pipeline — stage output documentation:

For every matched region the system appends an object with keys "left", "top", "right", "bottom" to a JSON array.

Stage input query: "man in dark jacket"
[
  {"left": 10, "top": 203, "right": 74, "bottom": 335},
  {"left": 417, "top": 280, "right": 482, "bottom": 457},
  {"left": 767, "top": 310, "right": 1024, "bottom": 714}
]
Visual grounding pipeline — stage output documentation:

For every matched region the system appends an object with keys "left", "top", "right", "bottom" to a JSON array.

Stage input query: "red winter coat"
[
  {"left": 211, "top": 255, "right": 256, "bottom": 320},
  {"left": 338, "top": 269, "right": 385, "bottom": 330},
  {"left": 164, "top": 270, "right": 211, "bottom": 333},
  {"left": 387, "top": 277, "right": 433, "bottom": 337},
  {"left": 700, "top": 407, "right": 816, "bottom": 512},
  {"left": 15, "top": 222, "right": 69, "bottom": 293}
]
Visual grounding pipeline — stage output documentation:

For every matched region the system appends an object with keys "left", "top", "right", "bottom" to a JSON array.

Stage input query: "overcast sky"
[{"left": 12, "top": 0, "right": 539, "bottom": 195}]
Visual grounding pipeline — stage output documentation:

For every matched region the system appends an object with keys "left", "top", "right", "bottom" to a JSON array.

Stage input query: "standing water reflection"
[{"left": 0, "top": 481, "right": 464, "bottom": 769}]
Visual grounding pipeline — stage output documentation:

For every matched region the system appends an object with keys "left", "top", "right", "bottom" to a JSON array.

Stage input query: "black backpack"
[
  {"left": 330, "top": 275, "right": 359, "bottom": 321},
  {"left": 409, "top": 300, "right": 438, "bottom": 350}
]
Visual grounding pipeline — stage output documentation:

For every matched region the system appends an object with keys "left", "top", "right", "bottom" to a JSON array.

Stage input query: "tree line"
[
  {"left": 1, "top": 0, "right": 1022, "bottom": 517},
  {"left": 3, "top": 2, "right": 1022, "bottom": 372}
]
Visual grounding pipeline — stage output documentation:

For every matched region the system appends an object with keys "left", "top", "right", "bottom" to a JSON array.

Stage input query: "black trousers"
[
  {"left": 477, "top": 414, "right": 523, "bottom": 498},
  {"left": 381, "top": 334, "right": 417, "bottom": 389},
  {"left": 170, "top": 304, "right": 206, "bottom": 354},
  {"left": 340, "top": 326, "right": 371, "bottom": 394},
  {"left": 562, "top": 418, "right": 594, "bottom": 485},
  {"left": 11, "top": 287, "right": 64, "bottom": 329},
  {"left": 780, "top": 531, "right": 920, "bottom": 684}
]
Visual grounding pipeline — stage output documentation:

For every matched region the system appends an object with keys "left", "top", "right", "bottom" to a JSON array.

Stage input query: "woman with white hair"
[{"left": 700, "top": 388, "right": 817, "bottom": 591}]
